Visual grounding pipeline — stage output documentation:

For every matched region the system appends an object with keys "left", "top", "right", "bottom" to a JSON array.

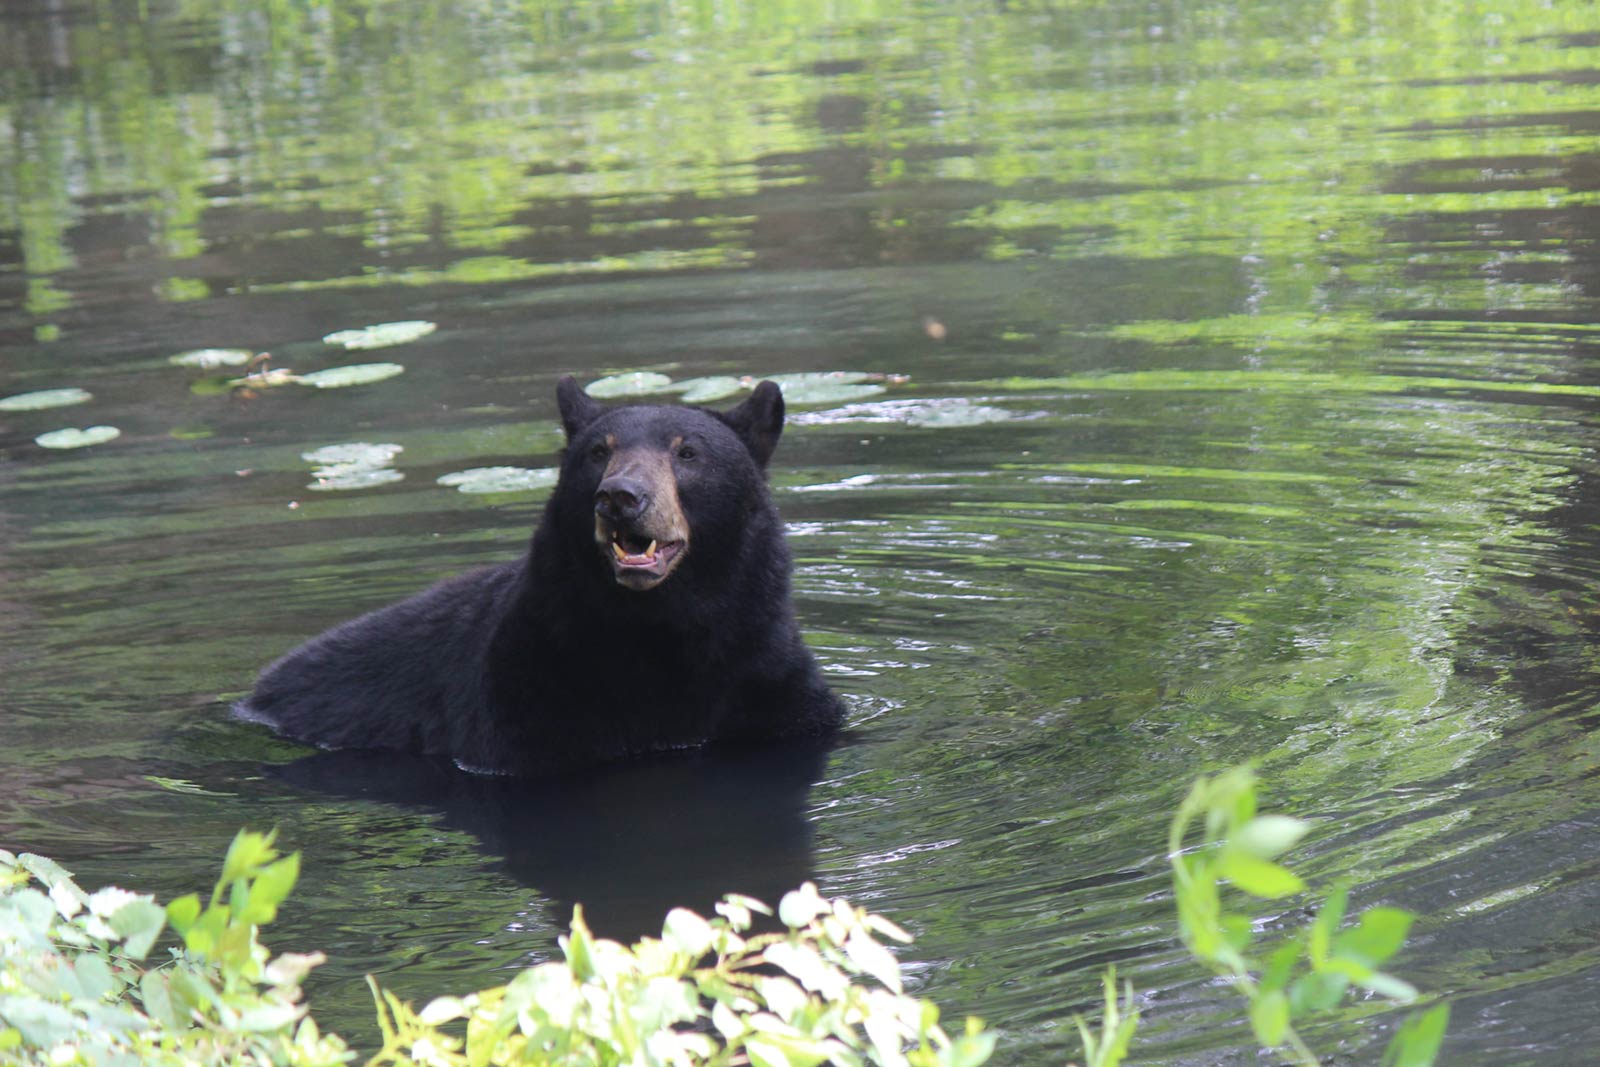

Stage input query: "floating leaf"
[
  {"left": 297, "top": 363, "right": 406, "bottom": 389},
  {"left": 303, "top": 441, "right": 404, "bottom": 491},
  {"left": 35, "top": 426, "right": 120, "bottom": 449},
  {"left": 585, "top": 372, "right": 677, "bottom": 398},
  {"left": 673, "top": 376, "right": 747, "bottom": 403},
  {"left": 302, "top": 442, "right": 404, "bottom": 467},
  {"left": 169, "top": 348, "right": 252, "bottom": 368},
  {"left": 323, "top": 320, "right": 437, "bottom": 350},
  {"left": 905, "top": 400, "right": 1013, "bottom": 427},
  {"left": 763, "top": 371, "right": 876, "bottom": 388},
  {"left": 776, "top": 380, "right": 886, "bottom": 406},
  {"left": 309, "top": 467, "right": 404, "bottom": 492},
  {"left": 436, "top": 466, "right": 558, "bottom": 494},
  {"left": 0, "top": 387, "right": 92, "bottom": 412}
]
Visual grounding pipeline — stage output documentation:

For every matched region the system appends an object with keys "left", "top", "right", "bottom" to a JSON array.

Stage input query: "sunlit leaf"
[
  {"left": 1233, "top": 815, "right": 1310, "bottom": 860},
  {"left": 436, "top": 466, "right": 558, "bottom": 494},
  {"left": 169, "top": 348, "right": 252, "bottom": 368},
  {"left": 1218, "top": 853, "right": 1305, "bottom": 898},
  {"left": 0, "top": 387, "right": 93, "bottom": 411},
  {"left": 1249, "top": 990, "right": 1290, "bottom": 1046},
  {"left": 1382, "top": 1003, "right": 1451, "bottom": 1067},
  {"left": 297, "top": 362, "right": 406, "bottom": 388},
  {"left": 323, "top": 320, "right": 437, "bottom": 350},
  {"left": 1335, "top": 907, "right": 1414, "bottom": 966},
  {"left": 35, "top": 426, "right": 120, "bottom": 449},
  {"left": 585, "top": 371, "right": 677, "bottom": 398}
]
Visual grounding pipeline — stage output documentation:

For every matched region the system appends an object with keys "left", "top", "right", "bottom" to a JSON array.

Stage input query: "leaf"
[
  {"left": 778, "top": 884, "right": 828, "bottom": 928},
  {"left": 437, "top": 466, "right": 558, "bottom": 494},
  {"left": 1309, "top": 884, "right": 1349, "bottom": 965},
  {"left": 674, "top": 376, "right": 747, "bottom": 402},
  {"left": 905, "top": 400, "right": 1012, "bottom": 428},
  {"left": 220, "top": 830, "right": 279, "bottom": 887},
  {"left": 322, "top": 320, "right": 436, "bottom": 349},
  {"left": 165, "top": 893, "right": 202, "bottom": 936},
  {"left": 239, "top": 853, "right": 299, "bottom": 924},
  {"left": 302, "top": 442, "right": 404, "bottom": 467},
  {"left": 561, "top": 906, "right": 597, "bottom": 981},
  {"left": 1232, "top": 815, "right": 1310, "bottom": 860},
  {"left": 1218, "top": 852, "right": 1306, "bottom": 898},
  {"left": 1334, "top": 907, "right": 1414, "bottom": 967},
  {"left": 1354, "top": 970, "right": 1419, "bottom": 1002},
  {"left": 108, "top": 899, "right": 167, "bottom": 961},
  {"left": 662, "top": 907, "right": 716, "bottom": 959},
  {"left": 771, "top": 376, "right": 886, "bottom": 406},
  {"left": 297, "top": 362, "right": 406, "bottom": 388},
  {"left": 585, "top": 371, "right": 677, "bottom": 398},
  {"left": 226, "top": 367, "right": 301, "bottom": 388},
  {"left": 1249, "top": 990, "right": 1290, "bottom": 1046},
  {"left": 1382, "top": 1003, "right": 1450, "bottom": 1067},
  {"left": 35, "top": 426, "right": 120, "bottom": 450},
  {"left": 1289, "top": 970, "right": 1349, "bottom": 1014},
  {"left": 139, "top": 970, "right": 183, "bottom": 1029},
  {"left": 73, "top": 954, "right": 115, "bottom": 1000},
  {"left": 844, "top": 930, "right": 903, "bottom": 993},
  {"left": 169, "top": 348, "right": 252, "bottom": 368},
  {"left": 938, "top": 1031, "right": 997, "bottom": 1067},
  {"left": 0, "top": 387, "right": 92, "bottom": 411}
]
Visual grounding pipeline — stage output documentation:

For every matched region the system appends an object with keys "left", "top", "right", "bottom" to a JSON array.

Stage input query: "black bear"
[{"left": 237, "top": 377, "right": 844, "bottom": 776}]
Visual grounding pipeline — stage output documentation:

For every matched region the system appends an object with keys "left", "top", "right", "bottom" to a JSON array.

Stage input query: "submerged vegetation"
[{"left": 0, "top": 771, "right": 1444, "bottom": 1066}]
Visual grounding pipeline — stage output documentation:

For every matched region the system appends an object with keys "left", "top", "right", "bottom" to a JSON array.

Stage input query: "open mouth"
[{"left": 602, "top": 528, "right": 687, "bottom": 588}]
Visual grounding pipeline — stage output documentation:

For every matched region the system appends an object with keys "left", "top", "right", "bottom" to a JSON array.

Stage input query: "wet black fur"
[{"left": 236, "top": 378, "right": 843, "bottom": 776}]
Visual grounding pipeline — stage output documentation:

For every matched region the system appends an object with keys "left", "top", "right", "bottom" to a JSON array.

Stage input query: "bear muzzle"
[{"left": 593, "top": 455, "right": 689, "bottom": 591}]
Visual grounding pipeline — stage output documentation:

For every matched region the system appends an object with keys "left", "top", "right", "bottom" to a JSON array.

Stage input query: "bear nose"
[{"left": 595, "top": 476, "right": 650, "bottom": 522}]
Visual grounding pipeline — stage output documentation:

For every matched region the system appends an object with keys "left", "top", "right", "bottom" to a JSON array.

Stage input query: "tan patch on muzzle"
[{"left": 592, "top": 446, "right": 690, "bottom": 590}]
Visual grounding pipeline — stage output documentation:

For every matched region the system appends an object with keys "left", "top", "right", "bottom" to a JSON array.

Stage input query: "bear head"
[{"left": 552, "top": 376, "right": 785, "bottom": 593}]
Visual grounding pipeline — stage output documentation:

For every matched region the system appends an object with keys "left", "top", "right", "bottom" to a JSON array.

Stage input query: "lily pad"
[
  {"left": 302, "top": 442, "right": 404, "bottom": 467},
  {"left": 905, "top": 400, "right": 1014, "bottom": 427},
  {"left": 168, "top": 348, "right": 252, "bottom": 369},
  {"left": 303, "top": 442, "right": 404, "bottom": 491},
  {"left": 673, "top": 376, "right": 747, "bottom": 403},
  {"left": 323, "top": 320, "right": 437, "bottom": 350},
  {"left": 763, "top": 371, "right": 877, "bottom": 388},
  {"left": 776, "top": 380, "right": 886, "bottom": 406},
  {"left": 309, "top": 468, "right": 405, "bottom": 491},
  {"left": 36, "top": 426, "right": 120, "bottom": 449},
  {"left": 585, "top": 372, "right": 677, "bottom": 398},
  {"left": 297, "top": 363, "right": 406, "bottom": 389},
  {"left": 437, "top": 466, "right": 559, "bottom": 494},
  {"left": 0, "top": 387, "right": 93, "bottom": 412}
]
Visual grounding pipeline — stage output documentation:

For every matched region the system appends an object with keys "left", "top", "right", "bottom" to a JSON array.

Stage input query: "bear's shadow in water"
[{"left": 270, "top": 741, "right": 834, "bottom": 942}]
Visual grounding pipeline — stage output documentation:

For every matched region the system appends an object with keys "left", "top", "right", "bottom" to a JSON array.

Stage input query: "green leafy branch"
[{"left": 1166, "top": 766, "right": 1449, "bottom": 1067}]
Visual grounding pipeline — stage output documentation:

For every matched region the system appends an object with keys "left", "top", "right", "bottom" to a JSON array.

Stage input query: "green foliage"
[
  {"left": 1166, "top": 767, "right": 1449, "bottom": 1067},
  {"left": 2, "top": 776, "right": 1451, "bottom": 1067},
  {"left": 1069, "top": 967, "right": 1138, "bottom": 1067},
  {"left": 365, "top": 882, "right": 995, "bottom": 1067},
  {"left": 0, "top": 832, "right": 350, "bottom": 1066}
]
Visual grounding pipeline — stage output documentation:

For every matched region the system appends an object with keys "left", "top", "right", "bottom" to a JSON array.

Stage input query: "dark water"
[{"left": 5, "top": 1, "right": 1600, "bottom": 1063}]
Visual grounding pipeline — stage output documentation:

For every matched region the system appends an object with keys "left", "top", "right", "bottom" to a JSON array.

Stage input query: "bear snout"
[{"left": 595, "top": 475, "right": 650, "bottom": 523}]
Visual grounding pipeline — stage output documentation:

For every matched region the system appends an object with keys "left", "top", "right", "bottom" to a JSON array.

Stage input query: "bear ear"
[
  {"left": 556, "top": 375, "right": 603, "bottom": 439},
  {"left": 718, "top": 380, "right": 785, "bottom": 468}
]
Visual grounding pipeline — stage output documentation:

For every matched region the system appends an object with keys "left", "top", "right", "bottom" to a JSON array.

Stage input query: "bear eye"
[
  {"left": 588, "top": 442, "right": 610, "bottom": 461},
  {"left": 677, "top": 444, "right": 697, "bottom": 461}
]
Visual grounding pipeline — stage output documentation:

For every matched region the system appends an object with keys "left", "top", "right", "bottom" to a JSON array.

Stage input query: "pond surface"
[{"left": 5, "top": 1, "right": 1600, "bottom": 1062}]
